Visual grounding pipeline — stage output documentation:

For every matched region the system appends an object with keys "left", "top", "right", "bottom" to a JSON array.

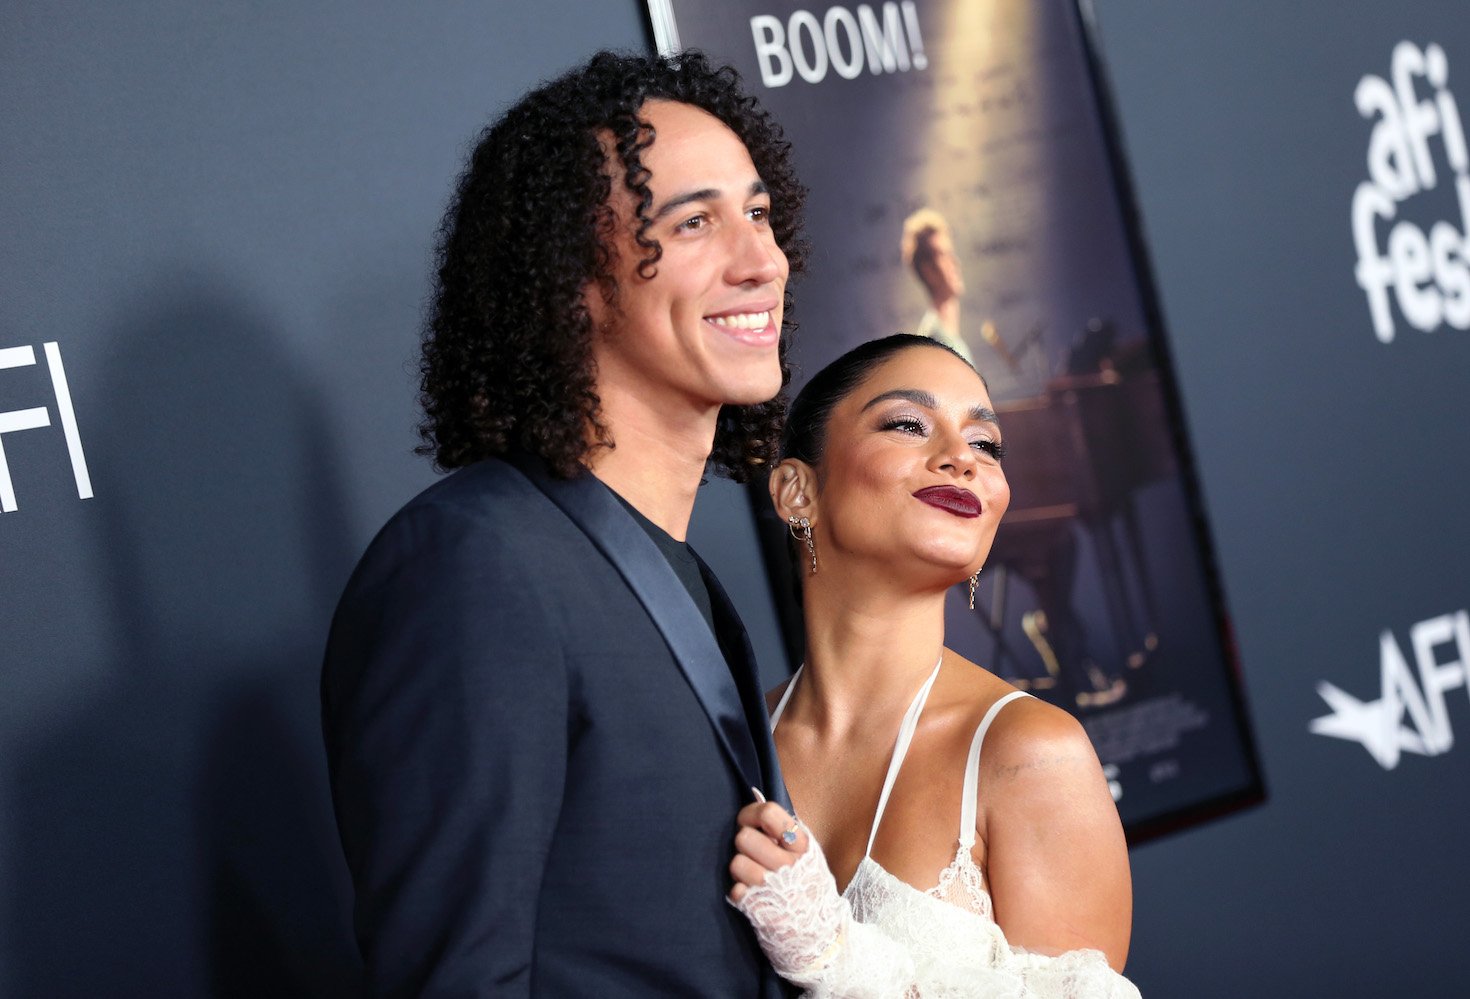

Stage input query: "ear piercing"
[{"left": 787, "top": 515, "right": 816, "bottom": 575}]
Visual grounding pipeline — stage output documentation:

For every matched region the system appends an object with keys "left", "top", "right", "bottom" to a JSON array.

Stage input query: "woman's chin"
[{"left": 911, "top": 542, "right": 989, "bottom": 577}]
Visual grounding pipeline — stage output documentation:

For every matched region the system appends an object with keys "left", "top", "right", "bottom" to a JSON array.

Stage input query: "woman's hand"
[
  {"left": 728, "top": 800, "right": 922, "bottom": 996},
  {"left": 727, "top": 800, "right": 853, "bottom": 987},
  {"left": 728, "top": 800, "right": 810, "bottom": 903}
]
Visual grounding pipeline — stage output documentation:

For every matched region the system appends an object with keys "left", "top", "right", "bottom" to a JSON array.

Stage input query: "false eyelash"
[
  {"left": 880, "top": 416, "right": 928, "bottom": 434},
  {"left": 977, "top": 439, "right": 1008, "bottom": 461}
]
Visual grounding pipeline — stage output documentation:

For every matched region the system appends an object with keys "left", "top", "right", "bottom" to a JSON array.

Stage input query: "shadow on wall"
[{"left": 10, "top": 272, "right": 365, "bottom": 996}]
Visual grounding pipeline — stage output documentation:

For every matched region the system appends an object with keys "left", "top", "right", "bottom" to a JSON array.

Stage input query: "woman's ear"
[{"left": 768, "top": 459, "right": 817, "bottom": 523}]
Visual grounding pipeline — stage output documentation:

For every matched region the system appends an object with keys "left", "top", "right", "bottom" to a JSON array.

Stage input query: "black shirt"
[{"left": 612, "top": 492, "right": 718, "bottom": 637}]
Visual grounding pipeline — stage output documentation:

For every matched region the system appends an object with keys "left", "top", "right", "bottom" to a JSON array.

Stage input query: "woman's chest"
[{"left": 780, "top": 735, "right": 988, "bottom": 894}]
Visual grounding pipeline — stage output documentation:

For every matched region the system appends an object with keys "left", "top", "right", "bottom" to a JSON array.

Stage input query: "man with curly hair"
[{"left": 322, "top": 50, "right": 805, "bottom": 997}]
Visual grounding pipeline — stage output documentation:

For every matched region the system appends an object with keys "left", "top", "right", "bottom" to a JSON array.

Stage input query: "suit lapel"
[
  {"left": 507, "top": 453, "right": 764, "bottom": 793},
  {"left": 695, "top": 554, "right": 793, "bottom": 814}
]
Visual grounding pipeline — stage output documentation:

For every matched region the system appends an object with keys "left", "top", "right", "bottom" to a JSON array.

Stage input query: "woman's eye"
[
  {"left": 881, "top": 417, "right": 927, "bottom": 436},
  {"left": 971, "top": 438, "right": 1007, "bottom": 461},
  {"left": 677, "top": 214, "right": 708, "bottom": 232},
  {"left": 748, "top": 204, "right": 771, "bottom": 223}
]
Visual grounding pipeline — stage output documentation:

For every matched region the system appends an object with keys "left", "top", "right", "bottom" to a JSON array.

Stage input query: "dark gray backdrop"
[
  {"left": 1094, "top": 0, "right": 1470, "bottom": 994},
  {"left": 3, "top": 2, "right": 1467, "bottom": 996}
]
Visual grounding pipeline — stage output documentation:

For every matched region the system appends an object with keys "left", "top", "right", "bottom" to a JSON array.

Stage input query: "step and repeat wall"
[
  {"left": 1093, "top": 1, "right": 1470, "bottom": 994},
  {"left": 2, "top": 1, "right": 1466, "bottom": 995}
]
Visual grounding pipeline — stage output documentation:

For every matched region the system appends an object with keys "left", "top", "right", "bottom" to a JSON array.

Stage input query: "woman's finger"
[
  {"left": 735, "top": 800, "right": 790, "bottom": 829},
  {"left": 737, "top": 801, "right": 806, "bottom": 848},
  {"left": 735, "top": 825, "right": 799, "bottom": 871},
  {"left": 729, "top": 851, "right": 769, "bottom": 889}
]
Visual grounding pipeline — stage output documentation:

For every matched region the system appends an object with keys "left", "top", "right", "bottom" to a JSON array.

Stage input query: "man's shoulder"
[
  {"left": 391, "top": 455, "right": 577, "bottom": 531},
  {"left": 403, "top": 454, "right": 543, "bottom": 514},
  {"left": 355, "top": 456, "right": 569, "bottom": 567}
]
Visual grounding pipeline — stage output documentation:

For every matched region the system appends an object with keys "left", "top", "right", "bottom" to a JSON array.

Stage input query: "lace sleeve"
[
  {"left": 998, "top": 947, "right": 1142, "bottom": 998},
  {"left": 807, "top": 929, "right": 1141, "bottom": 999},
  {"left": 733, "top": 832, "right": 1141, "bottom": 998},
  {"left": 733, "top": 836, "right": 920, "bottom": 998}
]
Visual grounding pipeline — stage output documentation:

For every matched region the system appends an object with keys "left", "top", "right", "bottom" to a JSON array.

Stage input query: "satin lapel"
[
  {"left": 507, "top": 453, "right": 763, "bottom": 790},
  {"left": 695, "top": 554, "right": 794, "bottom": 814}
]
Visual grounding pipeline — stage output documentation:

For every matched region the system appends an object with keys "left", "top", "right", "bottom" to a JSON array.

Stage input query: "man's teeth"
[{"left": 707, "top": 311, "right": 771, "bottom": 330}]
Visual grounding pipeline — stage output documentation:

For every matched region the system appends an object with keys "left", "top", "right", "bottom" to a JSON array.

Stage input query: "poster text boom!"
[{"left": 750, "top": 2, "right": 927, "bottom": 88}]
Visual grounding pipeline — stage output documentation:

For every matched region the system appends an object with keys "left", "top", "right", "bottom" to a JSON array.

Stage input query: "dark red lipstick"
[{"left": 913, "top": 486, "right": 981, "bottom": 518}]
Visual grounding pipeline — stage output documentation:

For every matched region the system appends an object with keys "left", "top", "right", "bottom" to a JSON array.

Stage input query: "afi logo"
[
  {"left": 0, "top": 342, "right": 93, "bottom": 513},
  {"left": 1310, "top": 610, "right": 1470, "bottom": 769}
]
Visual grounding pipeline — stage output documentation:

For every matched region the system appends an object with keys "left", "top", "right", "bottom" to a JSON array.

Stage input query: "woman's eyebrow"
[
  {"left": 861, "top": 388, "right": 935, "bottom": 411},
  {"left": 969, "top": 405, "right": 1000, "bottom": 426},
  {"left": 860, "top": 389, "right": 998, "bottom": 427}
]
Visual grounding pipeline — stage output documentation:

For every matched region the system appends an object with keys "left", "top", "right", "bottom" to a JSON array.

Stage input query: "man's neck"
[{"left": 588, "top": 392, "right": 719, "bottom": 542}]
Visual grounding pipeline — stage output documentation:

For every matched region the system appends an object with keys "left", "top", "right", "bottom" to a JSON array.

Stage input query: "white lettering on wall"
[
  {"left": 1352, "top": 41, "right": 1470, "bottom": 343},
  {"left": 1310, "top": 609, "right": 1470, "bottom": 768},
  {"left": 750, "top": 2, "right": 927, "bottom": 89},
  {"left": 0, "top": 342, "right": 93, "bottom": 512}
]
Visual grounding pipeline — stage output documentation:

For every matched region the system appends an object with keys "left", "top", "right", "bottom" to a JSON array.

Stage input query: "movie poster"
[{"left": 650, "top": 0, "right": 1263, "bottom": 839}]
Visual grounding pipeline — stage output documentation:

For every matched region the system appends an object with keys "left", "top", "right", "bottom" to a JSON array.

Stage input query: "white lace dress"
[{"left": 768, "top": 663, "right": 1141, "bottom": 998}]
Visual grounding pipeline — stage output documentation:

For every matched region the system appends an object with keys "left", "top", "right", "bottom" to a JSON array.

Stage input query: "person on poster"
[
  {"left": 321, "top": 51, "right": 806, "bottom": 997},
  {"left": 901, "top": 208, "right": 976, "bottom": 365},
  {"left": 727, "top": 335, "right": 1139, "bottom": 997}
]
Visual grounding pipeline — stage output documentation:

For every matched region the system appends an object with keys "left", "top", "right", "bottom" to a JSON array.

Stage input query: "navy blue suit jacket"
[{"left": 323, "top": 454, "right": 793, "bottom": 997}]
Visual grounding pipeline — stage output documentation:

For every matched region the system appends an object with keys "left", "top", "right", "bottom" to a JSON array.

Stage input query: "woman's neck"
[{"left": 791, "top": 578, "right": 949, "bottom": 738}]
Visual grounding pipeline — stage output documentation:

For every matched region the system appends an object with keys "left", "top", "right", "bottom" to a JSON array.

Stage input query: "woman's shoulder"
[{"left": 945, "top": 657, "right": 1099, "bottom": 784}]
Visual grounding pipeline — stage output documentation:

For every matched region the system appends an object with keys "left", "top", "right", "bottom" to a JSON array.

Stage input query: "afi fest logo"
[
  {"left": 1311, "top": 610, "right": 1470, "bottom": 769},
  {"left": 1352, "top": 41, "right": 1470, "bottom": 343},
  {"left": 0, "top": 342, "right": 93, "bottom": 513}
]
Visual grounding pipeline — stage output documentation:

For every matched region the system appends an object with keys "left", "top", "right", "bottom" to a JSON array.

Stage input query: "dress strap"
[
  {"left": 769, "top": 665, "right": 803, "bottom": 730},
  {"left": 958, "top": 690, "right": 1031, "bottom": 849},
  {"left": 865, "top": 657, "right": 945, "bottom": 859}
]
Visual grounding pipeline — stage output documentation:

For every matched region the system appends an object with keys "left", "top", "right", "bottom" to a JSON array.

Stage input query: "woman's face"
[{"left": 814, "top": 346, "right": 1010, "bottom": 582}]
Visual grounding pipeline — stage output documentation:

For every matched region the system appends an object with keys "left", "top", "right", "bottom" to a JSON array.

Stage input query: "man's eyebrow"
[
  {"left": 650, "top": 180, "right": 769, "bottom": 222},
  {"left": 860, "top": 388, "right": 1001, "bottom": 427}
]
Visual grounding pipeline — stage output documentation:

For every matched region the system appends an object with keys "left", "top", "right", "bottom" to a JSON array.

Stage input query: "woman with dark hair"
[{"left": 728, "top": 335, "right": 1139, "bottom": 996}]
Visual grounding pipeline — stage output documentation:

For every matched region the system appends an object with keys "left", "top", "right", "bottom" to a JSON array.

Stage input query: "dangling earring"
[
  {"left": 968, "top": 571, "right": 980, "bottom": 610},
  {"left": 788, "top": 515, "right": 817, "bottom": 575}
]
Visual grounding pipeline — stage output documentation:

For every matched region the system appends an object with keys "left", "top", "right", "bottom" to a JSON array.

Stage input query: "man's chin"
[{"left": 724, "top": 374, "right": 785, "bottom": 407}]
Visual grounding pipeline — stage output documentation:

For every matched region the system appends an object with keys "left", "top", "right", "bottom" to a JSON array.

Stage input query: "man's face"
[
  {"left": 586, "top": 100, "right": 789, "bottom": 422},
  {"left": 917, "top": 230, "right": 964, "bottom": 302}
]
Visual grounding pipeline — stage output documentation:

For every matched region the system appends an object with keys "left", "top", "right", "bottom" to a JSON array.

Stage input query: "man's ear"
[{"left": 768, "top": 459, "right": 817, "bottom": 524}]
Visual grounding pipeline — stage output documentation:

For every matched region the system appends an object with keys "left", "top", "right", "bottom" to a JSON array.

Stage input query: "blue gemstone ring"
[{"left": 781, "top": 824, "right": 799, "bottom": 846}]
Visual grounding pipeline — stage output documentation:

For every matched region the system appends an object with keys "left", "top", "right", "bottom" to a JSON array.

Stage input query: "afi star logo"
[{"left": 1310, "top": 611, "right": 1470, "bottom": 769}]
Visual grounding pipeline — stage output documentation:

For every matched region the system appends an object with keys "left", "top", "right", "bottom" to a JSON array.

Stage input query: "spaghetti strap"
[
  {"left": 865, "top": 657, "right": 944, "bottom": 859},
  {"left": 769, "top": 665, "right": 803, "bottom": 730},
  {"left": 958, "top": 690, "right": 1031, "bottom": 849}
]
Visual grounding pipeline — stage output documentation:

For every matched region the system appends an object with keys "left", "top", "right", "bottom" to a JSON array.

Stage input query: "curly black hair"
[{"left": 418, "top": 49, "right": 808, "bottom": 480}]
